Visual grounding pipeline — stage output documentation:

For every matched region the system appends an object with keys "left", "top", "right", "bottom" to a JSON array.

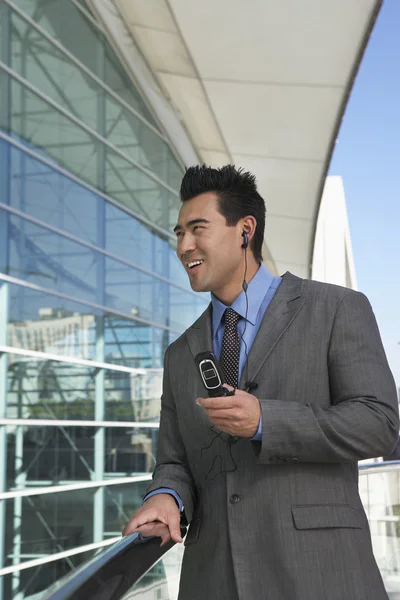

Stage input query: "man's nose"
[{"left": 179, "top": 233, "right": 196, "bottom": 257}]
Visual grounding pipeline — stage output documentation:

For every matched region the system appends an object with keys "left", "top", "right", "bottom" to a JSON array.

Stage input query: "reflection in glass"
[
  {"left": 5, "top": 423, "right": 158, "bottom": 491},
  {"left": 6, "top": 352, "right": 163, "bottom": 425},
  {"left": 105, "top": 151, "right": 180, "bottom": 231},
  {"left": 122, "top": 545, "right": 185, "bottom": 600},
  {"left": 4, "top": 139, "right": 187, "bottom": 283},
  {"left": 8, "top": 5, "right": 183, "bottom": 187},
  {"left": 4, "top": 72, "right": 181, "bottom": 228},
  {"left": 9, "top": 76, "right": 99, "bottom": 187},
  {"left": 7, "top": 359, "right": 96, "bottom": 420},
  {"left": 10, "top": 0, "right": 157, "bottom": 125},
  {"left": 6, "top": 213, "right": 207, "bottom": 327},
  {"left": 3, "top": 551, "right": 95, "bottom": 600},
  {"left": 6, "top": 282, "right": 179, "bottom": 368},
  {"left": 8, "top": 141, "right": 100, "bottom": 245}
]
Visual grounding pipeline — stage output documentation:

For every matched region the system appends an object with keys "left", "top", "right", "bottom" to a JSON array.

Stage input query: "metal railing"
[
  {"left": 40, "top": 529, "right": 186, "bottom": 600},
  {"left": 36, "top": 461, "right": 400, "bottom": 600}
]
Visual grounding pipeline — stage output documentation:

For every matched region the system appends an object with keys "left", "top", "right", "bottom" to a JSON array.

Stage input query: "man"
[{"left": 123, "top": 165, "right": 398, "bottom": 600}]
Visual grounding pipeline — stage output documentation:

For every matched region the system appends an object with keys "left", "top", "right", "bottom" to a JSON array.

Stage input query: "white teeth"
[{"left": 187, "top": 260, "right": 204, "bottom": 268}]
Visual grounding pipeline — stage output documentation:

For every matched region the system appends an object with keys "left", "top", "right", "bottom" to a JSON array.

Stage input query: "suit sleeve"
[
  {"left": 256, "top": 291, "right": 399, "bottom": 464},
  {"left": 145, "top": 346, "right": 196, "bottom": 521}
]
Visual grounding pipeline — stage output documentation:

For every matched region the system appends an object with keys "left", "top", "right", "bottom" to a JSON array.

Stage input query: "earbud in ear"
[{"left": 241, "top": 231, "right": 249, "bottom": 250}]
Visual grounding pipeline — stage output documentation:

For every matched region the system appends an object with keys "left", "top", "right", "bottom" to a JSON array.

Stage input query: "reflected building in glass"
[{"left": 0, "top": 1, "right": 206, "bottom": 597}]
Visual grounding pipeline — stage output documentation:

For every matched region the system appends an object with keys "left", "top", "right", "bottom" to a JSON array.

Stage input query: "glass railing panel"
[
  {"left": 359, "top": 463, "right": 400, "bottom": 598},
  {"left": 120, "top": 544, "right": 184, "bottom": 600},
  {"left": 2, "top": 547, "right": 97, "bottom": 600}
]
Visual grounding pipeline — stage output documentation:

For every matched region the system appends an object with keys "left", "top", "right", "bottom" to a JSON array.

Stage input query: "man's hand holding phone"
[{"left": 196, "top": 384, "right": 260, "bottom": 438}]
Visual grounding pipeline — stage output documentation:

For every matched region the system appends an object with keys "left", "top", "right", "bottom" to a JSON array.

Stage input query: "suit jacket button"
[
  {"left": 230, "top": 494, "right": 241, "bottom": 504},
  {"left": 292, "top": 457, "right": 299, "bottom": 463},
  {"left": 270, "top": 456, "right": 278, "bottom": 464}
]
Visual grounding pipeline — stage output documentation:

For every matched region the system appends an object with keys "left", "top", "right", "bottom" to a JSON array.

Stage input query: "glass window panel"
[
  {"left": 169, "top": 285, "right": 210, "bottom": 331},
  {"left": 7, "top": 140, "right": 99, "bottom": 245},
  {"left": 2, "top": 479, "right": 151, "bottom": 598},
  {"left": 4, "top": 139, "right": 184, "bottom": 261},
  {"left": 0, "top": 2, "right": 10, "bottom": 65},
  {"left": 7, "top": 358, "right": 96, "bottom": 420},
  {"left": 104, "top": 256, "right": 169, "bottom": 325},
  {"left": 8, "top": 8, "right": 183, "bottom": 187},
  {"left": 105, "top": 151, "right": 180, "bottom": 231},
  {"left": 3, "top": 71, "right": 181, "bottom": 228},
  {"left": 8, "top": 213, "right": 99, "bottom": 305},
  {"left": 9, "top": 76, "right": 99, "bottom": 187},
  {"left": 103, "top": 40, "right": 156, "bottom": 128},
  {"left": 105, "top": 202, "right": 172, "bottom": 278},
  {"left": 4, "top": 488, "right": 96, "bottom": 569},
  {"left": 6, "top": 282, "right": 177, "bottom": 368},
  {"left": 104, "top": 317, "right": 166, "bottom": 370},
  {"left": 105, "top": 94, "right": 183, "bottom": 187},
  {"left": 8, "top": 283, "right": 100, "bottom": 360},
  {"left": 11, "top": 0, "right": 157, "bottom": 126},
  {"left": 5, "top": 423, "right": 157, "bottom": 492},
  {"left": 7, "top": 422, "right": 94, "bottom": 485},
  {"left": 11, "top": 9, "right": 100, "bottom": 131}
]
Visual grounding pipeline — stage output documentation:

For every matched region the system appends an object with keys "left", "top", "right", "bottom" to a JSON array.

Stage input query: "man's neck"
[{"left": 213, "top": 258, "right": 260, "bottom": 305}]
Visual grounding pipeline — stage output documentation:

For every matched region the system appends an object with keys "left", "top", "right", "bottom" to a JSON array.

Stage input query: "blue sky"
[{"left": 329, "top": 0, "right": 400, "bottom": 389}]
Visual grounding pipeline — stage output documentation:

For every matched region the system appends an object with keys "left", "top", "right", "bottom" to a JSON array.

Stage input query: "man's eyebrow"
[{"left": 173, "top": 218, "right": 210, "bottom": 233}]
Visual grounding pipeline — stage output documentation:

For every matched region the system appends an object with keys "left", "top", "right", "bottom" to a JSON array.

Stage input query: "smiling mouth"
[{"left": 186, "top": 259, "right": 204, "bottom": 273}]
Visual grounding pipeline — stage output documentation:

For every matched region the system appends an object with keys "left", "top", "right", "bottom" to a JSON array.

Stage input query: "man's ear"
[{"left": 241, "top": 216, "right": 257, "bottom": 244}]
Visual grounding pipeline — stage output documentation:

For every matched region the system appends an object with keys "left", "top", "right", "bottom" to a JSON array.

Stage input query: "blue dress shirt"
[
  {"left": 212, "top": 264, "right": 281, "bottom": 439},
  {"left": 144, "top": 265, "right": 282, "bottom": 510}
]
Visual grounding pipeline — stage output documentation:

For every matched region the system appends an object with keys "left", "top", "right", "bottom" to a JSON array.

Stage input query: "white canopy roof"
[{"left": 93, "top": 0, "right": 381, "bottom": 278}]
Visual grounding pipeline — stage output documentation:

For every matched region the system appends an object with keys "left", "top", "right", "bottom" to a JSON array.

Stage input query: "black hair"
[{"left": 179, "top": 165, "right": 266, "bottom": 262}]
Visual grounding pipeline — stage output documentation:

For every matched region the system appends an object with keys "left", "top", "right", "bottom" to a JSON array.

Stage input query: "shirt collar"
[{"left": 211, "top": 264, "right": 274, "bottom": 337}]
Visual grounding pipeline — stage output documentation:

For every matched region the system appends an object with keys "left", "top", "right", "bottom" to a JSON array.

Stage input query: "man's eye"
[
  {"left": 193, "top": 226, "right": 203, "bottom": 231},
  {"left": 176, "top": 231, "right": 183, "bottom": 238}
]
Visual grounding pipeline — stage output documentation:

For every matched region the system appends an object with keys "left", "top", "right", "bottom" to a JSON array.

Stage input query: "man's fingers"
[
  {"left": 122, "top": 508, "right": 159, "bottom": 536},
  {"left": 136, "top": 523, "right": 172, "bottom": 546},
  {"left": 206, "top": 408, "right": 238, "bottom": 420},
  {"left": 197, "top": 397, "right": 239, "bottom": 409},
  {"left": 122, "top": 508, "right": 182, "bottom": 545},
  {"left": 167, "top": 511, "right": 183, "bottom": 544}
]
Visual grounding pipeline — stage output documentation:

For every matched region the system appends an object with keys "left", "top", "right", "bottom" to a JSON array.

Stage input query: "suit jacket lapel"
[
  {"left": 184, "top": 273, "right": 305, "bottom": 387},
  {"left": 239, "top": 272, "right": 305, "bottom": 388},
  {"left": 185, "top": 303, "right": 213, "bottom": 361}
]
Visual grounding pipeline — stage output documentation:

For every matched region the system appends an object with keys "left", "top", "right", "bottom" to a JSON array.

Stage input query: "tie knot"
[{"left": 224, "top": 308, "right": 241, "bottom": 328}]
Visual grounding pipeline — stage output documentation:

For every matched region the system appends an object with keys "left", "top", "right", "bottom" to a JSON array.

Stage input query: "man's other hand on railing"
[{"left": 122, "top": 493, "right": 183, "bottom": 546}]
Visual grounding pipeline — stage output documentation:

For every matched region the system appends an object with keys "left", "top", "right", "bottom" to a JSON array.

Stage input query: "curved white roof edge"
[
  {"left": 88, "top": 0, "right": 200, "bottom": 170},
  {"left": 90, "top": 0, "right": 382, "bottom": 279}
]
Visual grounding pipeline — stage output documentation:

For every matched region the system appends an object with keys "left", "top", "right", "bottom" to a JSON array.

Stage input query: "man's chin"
[{"left": 188, "top": 279, "right": 210, "bottom": 293}]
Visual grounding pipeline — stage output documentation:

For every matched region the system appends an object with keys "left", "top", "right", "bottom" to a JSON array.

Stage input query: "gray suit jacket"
[{"left": 146, "top": 273, "right": 399, "bottom": 600}]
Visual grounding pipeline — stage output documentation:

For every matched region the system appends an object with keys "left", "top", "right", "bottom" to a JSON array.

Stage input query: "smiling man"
[{"left": 123, "top": 165, "right": 398, "bottom": 600}]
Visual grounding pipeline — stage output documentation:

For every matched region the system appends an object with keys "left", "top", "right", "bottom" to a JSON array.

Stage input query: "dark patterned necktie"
[{"left": 219, "top": 308, "right": 241, "bottom": 388}]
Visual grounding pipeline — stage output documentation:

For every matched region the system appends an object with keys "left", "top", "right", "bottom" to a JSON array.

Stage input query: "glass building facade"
[{"left": 0, "top": 1, "right": 207, "bottom": 597}]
